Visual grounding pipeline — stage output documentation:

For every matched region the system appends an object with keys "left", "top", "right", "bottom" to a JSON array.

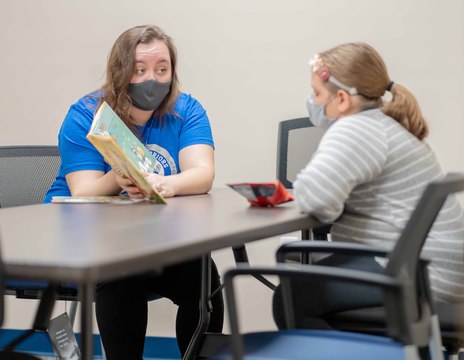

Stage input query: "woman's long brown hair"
[{"left": 99, "top": 25, "right": 180, "bottom": 132}]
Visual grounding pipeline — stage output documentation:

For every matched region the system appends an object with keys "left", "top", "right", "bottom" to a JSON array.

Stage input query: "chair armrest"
[
  {"left": 276, "top": 241, "right": 389, "bottom": 263},
  {"left": 223, "top": 263, "right": 410, "bottom": 360},
  {"left": 225, "top": 263, "right": 401, "bottom": 293}
]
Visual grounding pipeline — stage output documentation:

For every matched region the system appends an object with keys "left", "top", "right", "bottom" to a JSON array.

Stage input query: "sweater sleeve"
[{"left": 293, "top": 115, "right": 388, "bottom": 223}]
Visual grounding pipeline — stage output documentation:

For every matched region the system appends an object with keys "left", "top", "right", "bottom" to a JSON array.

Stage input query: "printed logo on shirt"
[{"left": 146, "top": 144, "right": 178, "bottom": 176}]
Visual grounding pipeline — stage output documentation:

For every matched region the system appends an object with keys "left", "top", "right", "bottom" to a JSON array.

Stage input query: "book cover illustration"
[{"left": 87, "top": 102, "right": 166, "bottom": 204}]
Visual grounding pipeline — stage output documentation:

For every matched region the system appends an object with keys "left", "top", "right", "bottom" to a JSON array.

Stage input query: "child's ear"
[{"left": 336, "top": 89, "right": 352, "bottom": 113}]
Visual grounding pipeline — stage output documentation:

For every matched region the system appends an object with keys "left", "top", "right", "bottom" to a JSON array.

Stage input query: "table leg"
[
  {"left": 183, "top": 253, "right": 212, "bottom": 360},
  {"left": 79, "top": 282, "right": 94, "bottom": 360},
  {"left": 301, "top": 228, "right": 311, "bottom": 264}
]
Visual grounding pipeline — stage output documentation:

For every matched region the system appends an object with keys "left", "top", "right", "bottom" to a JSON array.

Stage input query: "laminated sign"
[{"left": 48, "top": 312, "right": 81, "bottom": 360}]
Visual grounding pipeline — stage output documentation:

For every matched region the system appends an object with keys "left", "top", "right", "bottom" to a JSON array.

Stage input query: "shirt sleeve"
[
  {"left": 293, "top": 115, "right": 388, "bottom": 223},
  {"left": 177, "top": 94, "right": 214, "bottom": 150},
  {"left": 58, "top": 97, "right": 107, "bottom": 176}
]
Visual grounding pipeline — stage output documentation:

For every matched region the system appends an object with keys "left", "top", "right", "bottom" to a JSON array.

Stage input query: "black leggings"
[
  {"left": 95, "top": 258, "right": 224, "bottom": 360},
  {"left": 273, "top": 254, "right": 384, "bottom": 330}
]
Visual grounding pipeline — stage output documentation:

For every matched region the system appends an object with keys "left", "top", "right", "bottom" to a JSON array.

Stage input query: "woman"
[
  {"left": 44, "top": 25, "right": 223, "bottom": 359},
  {"left": 273, "top": 42, "right": 464, "bottom": 330}
]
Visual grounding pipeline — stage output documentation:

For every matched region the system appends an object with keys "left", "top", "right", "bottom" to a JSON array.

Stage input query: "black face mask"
[{"left": 128, "top": 79, "right": 172, "bottom": 111}]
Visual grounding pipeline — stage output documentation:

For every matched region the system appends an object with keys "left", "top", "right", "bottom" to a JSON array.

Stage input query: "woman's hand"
[
  {"left": 114, "top": 172, "right": 146, "bottom": 199},
  {"left": 143, "top": 172, "right": 175, "bottom": 198},
  {"left": 141, "top": 144, "right": 214, "bottom": 199}
]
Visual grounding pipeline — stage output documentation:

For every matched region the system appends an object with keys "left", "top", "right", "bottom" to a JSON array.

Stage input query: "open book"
[{"left": 86, "top": 101, "right": 166, "bottom": 204}]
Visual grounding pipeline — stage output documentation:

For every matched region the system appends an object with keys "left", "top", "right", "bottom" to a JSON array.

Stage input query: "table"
[{"left": 0, "top": 187, "right": 318, "bottom": 359}]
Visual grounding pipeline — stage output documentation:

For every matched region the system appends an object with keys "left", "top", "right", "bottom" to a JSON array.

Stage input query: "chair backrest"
[
  {"left": 387, "top": 173, "right": 464, "bottom": 276},
  {"left": 0, "top": 146, "right": 60, "bottom": 208},
  {"left": 384, "top": 173, "right": 464, "bottom": 342},
  {"left": 277, "top": 118, "right": 325, "bottom": 189},
  {"left": 277, "top": 118, "right": 331, "bottom": 240}
]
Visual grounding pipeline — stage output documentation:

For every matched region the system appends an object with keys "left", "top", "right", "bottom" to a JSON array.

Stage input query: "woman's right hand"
[{"left": 113, "top": 172, "right": 146, "bottom": 199}]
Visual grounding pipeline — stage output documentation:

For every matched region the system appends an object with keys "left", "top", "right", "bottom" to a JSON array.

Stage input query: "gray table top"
[{"left": 0, "top": 187, "right": 317, "bottom": 284}]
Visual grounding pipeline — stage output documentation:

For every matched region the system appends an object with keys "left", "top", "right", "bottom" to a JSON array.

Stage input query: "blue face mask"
[
  {"left": 128, "top": 79, "right": 172, "bottom": 111},
  {"left": 306, "top": 95, "right": 337, "bottom": 129}
]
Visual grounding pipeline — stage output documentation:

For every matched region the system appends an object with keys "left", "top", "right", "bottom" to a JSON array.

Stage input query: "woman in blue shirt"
[{"left": 44, "top": 25, "right": 223, "bottom": 359}]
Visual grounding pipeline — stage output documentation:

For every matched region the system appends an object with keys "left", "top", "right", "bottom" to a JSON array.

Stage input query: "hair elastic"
[{"left": 386, "top": 81, "right": 394, "bottom": 92}]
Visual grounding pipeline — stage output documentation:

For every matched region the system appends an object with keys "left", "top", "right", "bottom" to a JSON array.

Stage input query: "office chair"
[
  {"left": 0, "top": 146, "right": 61, "bottom": 208},
  {"left": 273, "top": 172, "right": 464, "bottom": 359},
  {"left": 211, "top": 173, "right": 464, "bottom": 360},
  {"left": 274, "top": 171, "right": 464, "bottom": 359},
  {"left": 207, "top": 118, "right": 325, "bottom": 297},
  {"left": 204, "top": 119, "right": 324, "bottom": 295},
  {"left": 277, "top": 117, "right": 325, "bottom": 190},
  {"left": 0, "top": 233, "right": 57, "bottom": 359},
  {"left": 0, "top": 146, "right": 79, "bottom": 322},
  {"left": 225, "top": 117, "right": 328, "bottom": 289},
  {"left": 277, "top": 117, "right": 331, "bottom": 264}
]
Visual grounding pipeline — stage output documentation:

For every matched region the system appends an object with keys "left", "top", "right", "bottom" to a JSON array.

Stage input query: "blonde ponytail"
[
  {"left": 382, "top": 83, "right": 429, "bottom": 140},
  {"left": 318, "top": 43, "right": 429, "bottom": 141}
]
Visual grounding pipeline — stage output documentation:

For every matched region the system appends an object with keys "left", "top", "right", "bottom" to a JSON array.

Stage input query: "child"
[{"left": 273, "top": 42, "right": 464, "bottom": 330}]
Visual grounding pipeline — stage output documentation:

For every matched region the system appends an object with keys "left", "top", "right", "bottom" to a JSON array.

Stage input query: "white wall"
[{"left": 1, "top": 0, "right": 463, "bottom": 337}]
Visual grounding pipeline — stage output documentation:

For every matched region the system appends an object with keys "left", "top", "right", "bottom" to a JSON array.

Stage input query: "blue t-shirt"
[{"left": 43, "top": 93, "right": 214, "bottom": 203}]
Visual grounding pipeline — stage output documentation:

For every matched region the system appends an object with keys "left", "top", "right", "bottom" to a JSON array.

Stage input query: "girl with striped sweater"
[{"left": 273, "top": 42, "right": 464, "bottom": 329}]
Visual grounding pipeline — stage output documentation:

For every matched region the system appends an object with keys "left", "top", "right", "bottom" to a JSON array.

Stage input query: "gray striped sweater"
[{"left": 293, "top": 108, "right": 464, "bottom": 302}]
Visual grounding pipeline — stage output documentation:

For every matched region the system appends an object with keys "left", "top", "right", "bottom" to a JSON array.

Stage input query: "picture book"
[
  {"left": 87, "top": 101, "right": 166, "bottom": 204},
  {"left": 227, "top": 180, "right": 294, "bottom": 207},
  {"left": 52, "top": 195, "right": 144, "bottom": 205}
]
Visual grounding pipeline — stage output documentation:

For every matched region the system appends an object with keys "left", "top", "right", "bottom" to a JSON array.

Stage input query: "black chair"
[
  {"left": 211, "top": 173, "right": 464, "bottom": 360},
  {"left": 0, "top": 146, "right": 61, "bottom": 208},
  {"left": 0, "top": 233, "right": 57, "bottom": 359},
  {"left": 274, "top": 172, "right": 464, "bottom": 359},
  {"left": 0, "top": 146, "right": 80, "bottom": 321},
  {"left": 209, "top": 118, "right": 324, "bottom": 296},
  {"left": 277, "top": 117, "right": 325, "bottom": 190},
  {"left": 277, "top": 117, "right": 331, "bottom": 263},
  {"left": 219, "top": 117, "right": 328, "bottom": 286}
]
